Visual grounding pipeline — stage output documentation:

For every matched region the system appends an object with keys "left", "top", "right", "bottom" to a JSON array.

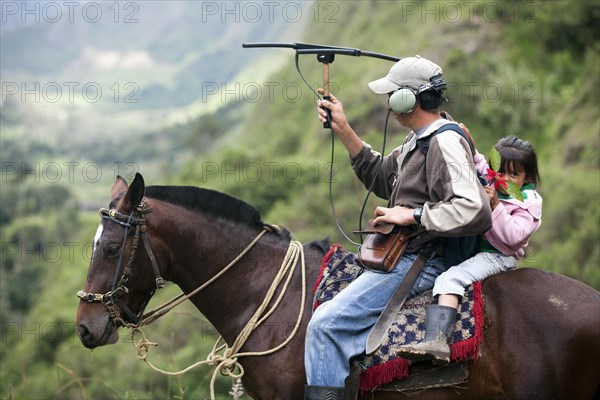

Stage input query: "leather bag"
[{"left": 356, "top": 220, "right": 410, "bottom": 272}]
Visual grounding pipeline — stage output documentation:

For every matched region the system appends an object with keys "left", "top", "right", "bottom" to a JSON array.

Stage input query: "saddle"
[{"left": 313, "top": 245, "right": 484, "bottom": 394}]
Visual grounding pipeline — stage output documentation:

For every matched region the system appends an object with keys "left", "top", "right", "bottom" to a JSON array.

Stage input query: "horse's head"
[{"left": 76, "top": 173, "right": 165, "bottom": 348}]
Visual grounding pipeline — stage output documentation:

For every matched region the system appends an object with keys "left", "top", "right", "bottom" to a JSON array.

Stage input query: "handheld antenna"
[
  {"left": 318, "top": 52, "right": 335, "bottom": 128},
  {"left": 243, "top": 42, "right": 399, "bottom": 128},
  {"left": 242, "top": 42, "right": 400, "bottom": 62},
  {"left": 243, "top": 42, "right": 400, "bottom": 245}
]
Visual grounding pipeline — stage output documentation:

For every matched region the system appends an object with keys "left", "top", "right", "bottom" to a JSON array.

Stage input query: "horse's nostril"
[
  {"left": 78, "top": 323, "right": 100, "bottom": 349},
  {"left": 78, "top": 323, "right": 91, "bottom": 340}
]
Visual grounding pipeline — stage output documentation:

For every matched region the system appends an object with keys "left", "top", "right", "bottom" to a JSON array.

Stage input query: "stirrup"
[{"left": 304, "top": 385, "right": 344, "bottom": 400}]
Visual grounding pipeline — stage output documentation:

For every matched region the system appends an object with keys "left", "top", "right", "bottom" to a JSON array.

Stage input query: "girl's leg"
[
  {"left": 397, "top": 253, "right": 517, "bottom": 364},
  {"left": 438, "top": 294, "right": 459, "bottom": 309},
  {"left": 432, "top": 252, "right": 517, "bottom": 299}
]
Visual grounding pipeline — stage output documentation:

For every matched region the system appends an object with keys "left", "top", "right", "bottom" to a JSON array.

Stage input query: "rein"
[{"left": 137, "top": 227, "right": 271, "bottom": 326}]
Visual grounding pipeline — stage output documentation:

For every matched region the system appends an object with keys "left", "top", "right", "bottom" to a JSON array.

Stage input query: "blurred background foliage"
[{"left": 1, "top": 0, "right": 598, "bottom": 399}]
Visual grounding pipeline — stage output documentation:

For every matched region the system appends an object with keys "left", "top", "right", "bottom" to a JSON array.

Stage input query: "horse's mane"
[{"left": 145, "top": 185, "right": 280, "bottom": 234}]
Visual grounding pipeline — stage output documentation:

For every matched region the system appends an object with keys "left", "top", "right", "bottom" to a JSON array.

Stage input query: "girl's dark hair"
[
  {"left": 495, "top": 136, "right": 541, "bottom": 187},
  {"left": 417, "top": 89, "right": 445, "bottom": 112}
]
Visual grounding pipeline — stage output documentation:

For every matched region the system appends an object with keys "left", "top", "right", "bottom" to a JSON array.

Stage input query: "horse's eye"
[{"left": 106, "top": 246, "right": 120, "bottom": 258}]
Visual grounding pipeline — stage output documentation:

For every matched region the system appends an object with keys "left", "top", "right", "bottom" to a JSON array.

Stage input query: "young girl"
[{"left": 397, "top": 133, "right": 543, "bottom": 364}]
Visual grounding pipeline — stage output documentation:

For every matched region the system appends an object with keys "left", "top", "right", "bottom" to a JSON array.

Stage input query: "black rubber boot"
[
  {"left": 304, "top": 385, "right": 344, "bottom": 400},
  {"left": 396, "top": 304, "right": 457, "bottom": 365}
]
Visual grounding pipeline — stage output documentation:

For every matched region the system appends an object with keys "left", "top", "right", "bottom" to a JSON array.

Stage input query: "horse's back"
[{"left": 480, "top": 268, "right": 600, "bottom": 399}]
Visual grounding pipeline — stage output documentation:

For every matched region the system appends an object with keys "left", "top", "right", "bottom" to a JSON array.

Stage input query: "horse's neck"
[
  {"left": 189, "top": 230, "right": 295, "bottom": 345},
  {"left": 150, "top": 203, "right": 295, "bottom": 343}
]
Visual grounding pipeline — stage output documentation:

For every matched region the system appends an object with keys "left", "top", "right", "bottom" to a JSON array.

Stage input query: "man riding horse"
[{"left": 305, "top": 55, "right": 492, "bottom": 398}]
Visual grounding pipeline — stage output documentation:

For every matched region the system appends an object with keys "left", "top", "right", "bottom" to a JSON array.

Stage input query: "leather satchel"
[{"left": 356, "top": 219, "right": 411, "bottom": 272}]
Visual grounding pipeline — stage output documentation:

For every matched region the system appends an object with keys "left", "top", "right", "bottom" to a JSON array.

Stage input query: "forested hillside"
[
  {"left": 1, "top": 1, "right": 598, "bottom": 399},
  {"left": 179, "top": 0, "right": 599, "bottom": 287}
]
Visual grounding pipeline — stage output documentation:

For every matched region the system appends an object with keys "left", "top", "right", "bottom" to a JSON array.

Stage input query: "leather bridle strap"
[
  {"left": 140, "top": 224, "right": 165, "bottom": 289},
  {"left": 76, "top": 199, "right": 165, "bottom": 325}
]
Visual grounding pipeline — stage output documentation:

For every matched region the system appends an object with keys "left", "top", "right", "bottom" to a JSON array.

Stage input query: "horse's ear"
[
  {"left": 111, "top": 175, "right": 128, "bottom": 201},
  {"left": 120, "top": 173, "right": 145, "bottom": 213}
]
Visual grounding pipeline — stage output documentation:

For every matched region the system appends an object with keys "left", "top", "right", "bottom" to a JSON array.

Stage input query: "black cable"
[
  {"left": 295, "top": 54, "right": 359, "bottom": 245},
  {"left": 357, "top": 109, "right": 392, "bottom": 243},
  {"left": 294, "top": 53, "right": 320, "bottom": 99},
  {"left": 294, "top": 53, "right": 392, "bottom": 248},
  {"left": 327, "top": 124, "right": 360, "bottom": 245}
]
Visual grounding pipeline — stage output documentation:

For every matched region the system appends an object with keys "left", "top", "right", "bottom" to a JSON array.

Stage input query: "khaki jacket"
[{"left": 351, "top": 119, "right": 492, "bottom": 250}]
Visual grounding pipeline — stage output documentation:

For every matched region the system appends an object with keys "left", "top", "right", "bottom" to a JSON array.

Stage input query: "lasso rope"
[
  {"left": 135, "top": 228, "right": 270, "bottom": 327},
  {"left": 126, "top": 232, "right": 306, "bottom": 400}
]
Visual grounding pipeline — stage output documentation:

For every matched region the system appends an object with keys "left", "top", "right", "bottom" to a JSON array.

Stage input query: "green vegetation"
[
  {"left": 1, "top": 1, "right": 598, "bottom": 399},
  {"left": 180, "top": 0, "right": 600, "bottom": 287}
]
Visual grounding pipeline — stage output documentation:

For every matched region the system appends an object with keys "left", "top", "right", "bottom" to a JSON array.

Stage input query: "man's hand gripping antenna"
[{"left": 318, "top": 52, "right": 335, "bottom": 129}]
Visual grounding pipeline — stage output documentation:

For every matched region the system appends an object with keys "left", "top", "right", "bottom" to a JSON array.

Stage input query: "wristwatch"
[{"left": 413, "top": 207, "right": 423, "bottom": 225}]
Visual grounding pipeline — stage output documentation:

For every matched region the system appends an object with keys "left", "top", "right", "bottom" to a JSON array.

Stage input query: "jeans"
[{"left": 304, "top": 251, "right": 446, "bottom": 387}]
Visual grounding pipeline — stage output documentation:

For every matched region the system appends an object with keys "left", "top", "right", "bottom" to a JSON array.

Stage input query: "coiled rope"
[{"left": 126, "top": 231, "right": 306, "bottom": 400}]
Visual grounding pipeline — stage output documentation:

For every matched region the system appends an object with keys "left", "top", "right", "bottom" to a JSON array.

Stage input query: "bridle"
[{"left": 76, "top": 198, "right": 165, "bottom": 326}]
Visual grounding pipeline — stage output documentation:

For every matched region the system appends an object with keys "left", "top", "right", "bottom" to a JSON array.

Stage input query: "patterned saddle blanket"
[{"left": 313, "top": 245, "right": 484, "bottom": 392}]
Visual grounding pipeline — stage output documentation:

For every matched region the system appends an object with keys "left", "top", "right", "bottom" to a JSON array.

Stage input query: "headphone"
[{"left": 388, "top": 74, "right": 447, "bottom": 114}]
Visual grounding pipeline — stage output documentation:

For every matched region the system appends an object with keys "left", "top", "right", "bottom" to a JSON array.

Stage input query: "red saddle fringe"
[
  {"left": 359, "top": 281, "right": 483, "bottom": 392},
  {"left": 315, "top": 245, "right": 484, "bottom": 393}
]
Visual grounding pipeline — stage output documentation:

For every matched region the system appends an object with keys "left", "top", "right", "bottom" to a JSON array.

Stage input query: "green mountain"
[
  {"left": 1, "top": 0, "right": 302, "bottom": 169},
  {"left": 179, "top": 0, "right": 600, "bottom": 286},
  {"left": 1, "top": 1, "right": 598, "bottom": 399}
]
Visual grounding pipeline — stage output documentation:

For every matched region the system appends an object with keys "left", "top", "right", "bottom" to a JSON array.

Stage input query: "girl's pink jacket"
[{"left": 474, "top": 152, "right": 543, "bottom": 259}]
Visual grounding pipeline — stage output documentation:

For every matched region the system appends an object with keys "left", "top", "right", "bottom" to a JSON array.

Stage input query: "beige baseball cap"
[{"left": 368, "top": 55, "right": 443, "bottom": 94}]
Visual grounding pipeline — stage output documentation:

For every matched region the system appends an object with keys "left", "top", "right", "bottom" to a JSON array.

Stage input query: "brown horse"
[{"left": 76, "top": 173, "right": 600, "bottom": 400}]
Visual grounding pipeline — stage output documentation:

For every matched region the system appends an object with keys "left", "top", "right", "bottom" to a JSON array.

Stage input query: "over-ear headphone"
[
  {"left": 389, "top": 87, "right": 418, "bottom": 114},
  {"left": 388, "top": 74, "right": 447, "bottom": 114}
]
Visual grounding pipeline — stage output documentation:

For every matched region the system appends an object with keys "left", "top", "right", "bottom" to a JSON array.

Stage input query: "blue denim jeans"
[{"left": 304, "top": 251, "right": 446, "bottom": 387}]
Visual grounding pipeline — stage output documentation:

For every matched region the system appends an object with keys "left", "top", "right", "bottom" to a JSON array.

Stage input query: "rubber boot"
[
  {"left": 396, "top": 304, "right": 457, "bottom": 365},
  {"left": 304, "top": 385, "right": 344, "bottom": 400}
]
